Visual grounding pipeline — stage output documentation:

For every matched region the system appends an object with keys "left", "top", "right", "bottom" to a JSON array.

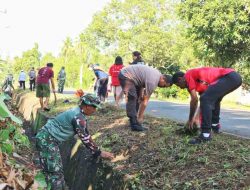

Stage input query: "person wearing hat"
[
  {"left": 18, "top": 70, "right": 26, "bottom": 90},
  {"left": 90, "top": 64, "right": 109, "bottom": 102},
  {"left": 108, "top": 56, "right": 124, "bottom": 106},
  {"left": 36, "top": 94, "right": 114, "bottom": 190},
  {"left": 118, "top": 64, "right": 173, "bottom": 131},
  {"left": 172, "top": 67, "right": 242, "bottom": 144}
]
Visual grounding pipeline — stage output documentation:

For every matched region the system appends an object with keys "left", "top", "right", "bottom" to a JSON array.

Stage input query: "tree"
[
  {"left": 178, "top": 0, "right": 250, "bottom": 67},
  {"left": 87, "top": 0, "right": 197, "bottom": 72},
  {"left": 13, "top": 43, "right": 41, "bottom": 72}
]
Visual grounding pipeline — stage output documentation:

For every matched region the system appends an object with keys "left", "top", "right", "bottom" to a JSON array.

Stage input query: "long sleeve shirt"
[{"left": 44, "top": 107, "right": 101, "bottom": 157}]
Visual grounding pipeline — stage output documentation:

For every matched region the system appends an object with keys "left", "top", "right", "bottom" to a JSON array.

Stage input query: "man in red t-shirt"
[
  {"left": 108, "top": 56, "right": 124, "bottom": 106},
  {"left": 172, "top": 67, "right": 242, "bottom": 144},
  {"left": 36, "top": 63, "right": 56, "bottom": 111}
]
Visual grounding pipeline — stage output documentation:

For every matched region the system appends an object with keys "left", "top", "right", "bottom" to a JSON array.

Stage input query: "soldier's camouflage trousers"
[{"left": 36, "top": 128, "right": 66, "bottom": 190}]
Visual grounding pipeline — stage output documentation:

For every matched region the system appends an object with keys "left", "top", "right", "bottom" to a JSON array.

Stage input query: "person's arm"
[
  {"left": 187, "top": 89, "right": 198, "bottom": 128},
  {"left": 137, "top": 95, "right": 150, "bottom": 123},
  {"left": 108, "top": 76, "right": 112, "bottom": 92},
  {"left": 72, "top": 114, "right": 114, "bottom": 159},
  {"left": 50, "top": 77, "right": 56, "bottom": 92}
]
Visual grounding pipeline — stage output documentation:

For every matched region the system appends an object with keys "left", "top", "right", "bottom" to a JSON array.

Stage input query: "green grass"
[
  {"left": 90, "top": 105, "right": 250, "bottom": 189},
  {"left": 38, "top": 95, "right": 250, "bottom": 189}
]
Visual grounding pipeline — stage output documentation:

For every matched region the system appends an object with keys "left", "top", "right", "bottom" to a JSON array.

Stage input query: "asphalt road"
[
  {"left": 144, "top": 100, "right": 250, "bottom": 139},
  {"left": 63, "top": 90, "right": 250, "bottom": 139}
]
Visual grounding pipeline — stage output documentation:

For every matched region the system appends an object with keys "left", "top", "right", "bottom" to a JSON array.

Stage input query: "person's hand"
[
  {"left": 52, "top": 89, "right": 56, "bottom": 93},
  {"left": 100, "top": 151, "right": 114, "bottom": 160},
  {"left": 107, "top": 84, "right": 112, "bottom": 92},
  {"left": 186, "top": 119, "right": 195, "bottom": 129}
]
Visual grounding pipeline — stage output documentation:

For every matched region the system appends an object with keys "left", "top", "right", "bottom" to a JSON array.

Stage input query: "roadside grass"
[
  {"left": 37, "top": 95, "right": 250, "bottom": 189},
  {"left": 89, "top": 105, "right": 250, "bottom": 189}
]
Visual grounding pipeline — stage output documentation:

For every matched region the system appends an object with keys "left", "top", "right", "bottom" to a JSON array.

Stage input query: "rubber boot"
[{"left": 129, "top": 117, "right": 147, "bottom": 131}]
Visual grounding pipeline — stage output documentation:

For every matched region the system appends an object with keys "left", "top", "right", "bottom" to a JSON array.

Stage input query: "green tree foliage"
[
  {"left": 87, "top": 0, "right": 197, "bottom": 71},
  {"left": 178, "top": 0, "right": 250, "bottom": 66},
  {"left": 13, "top": 43, "right": 41, "bottom": 72}
]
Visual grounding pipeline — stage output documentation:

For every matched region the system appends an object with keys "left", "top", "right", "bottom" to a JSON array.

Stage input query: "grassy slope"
[
  {"left": 91, "top": 105, "right": 250, "bottom": 190},
  {"left": 48, "top": 96, "right": 250, "bottom": 190}
]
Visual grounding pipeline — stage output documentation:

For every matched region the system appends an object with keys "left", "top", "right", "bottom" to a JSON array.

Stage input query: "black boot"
[
  {"left": 129, "top": 117, "right": 147, "bottom": 131},
  {"left": 189, "top": 132, "right": 212, "bottom": 144},
  {"left": 211, "top": 123, "right": 221, "bottom": 134}
]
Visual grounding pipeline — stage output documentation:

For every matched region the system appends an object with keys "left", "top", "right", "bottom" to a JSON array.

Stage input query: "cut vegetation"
[
  {"left": 45, "top": 95, "right": 250, "bottom": 189},
  {"left": 1, "top": 93, "right": 249, "bottom": 190}
]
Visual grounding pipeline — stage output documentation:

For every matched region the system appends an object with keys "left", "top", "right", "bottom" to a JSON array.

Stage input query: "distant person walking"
[
  {"left": 130, "top": 51, "right": 144, "bottom": 65},
  {"left": 172, "top": 67, "right": 242, "bottom": 144},
  {"left": 119, "top": 64, "right": 172, "bottom": 131},
  {"left": 18, "top": 70, "right": 26, "bottom": 90},
  {"left": 36, "top": 63, "right": 56, "bottom": 111},
  {"left": 28, "top": 67, "right": 36, "bottom": 91},
  {"left": 91, "top": 64, "right": 109, "bottom": 102},
  {"left": 109, "top": 56, "right": 124, "bottom": 106},
  {"left": 57, "top": 66, "right": 66, "bottom": 93}
]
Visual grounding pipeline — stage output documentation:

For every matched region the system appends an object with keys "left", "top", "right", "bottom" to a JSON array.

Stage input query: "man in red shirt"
[
  {"left": 109, "top": 56, "right": 124, "bottom": 106},
  {"left": 172, "top": 67, "right": 242, "bottom": 144},
  {"left": 36, "top": 63, "right": 56, "bottom": 111}
]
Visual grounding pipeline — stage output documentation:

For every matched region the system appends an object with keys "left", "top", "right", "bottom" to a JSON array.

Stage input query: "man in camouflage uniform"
[
  {"left": 2, "top": 74, "right": 14, "bottom": 96},
  {"left": 57, "top": 66, "right": 66, "bottom": 93},
  {"left": 36, "top": 94, "right": 114, "bottom": 190}
]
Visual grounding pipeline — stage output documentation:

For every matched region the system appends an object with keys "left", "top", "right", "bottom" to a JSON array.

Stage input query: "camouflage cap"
[{"left": 79, "top": 94, "right": 101, "bottom": 108}]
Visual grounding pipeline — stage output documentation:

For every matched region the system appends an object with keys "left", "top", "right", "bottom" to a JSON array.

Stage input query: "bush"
[{"left": 155, "top": 86, "right": 189, "bottom": 100}]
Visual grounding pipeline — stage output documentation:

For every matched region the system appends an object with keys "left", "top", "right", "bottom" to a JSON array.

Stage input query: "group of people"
[
  {"left": 90, "top": 51, "right": 144, "bottom": 106},
  {"left": 1, "top": 67, "right": 37, "bottom": 95},
  {"left": 1, "top": 65, "right": 67, "bottom": 111},
  {"left": 34, "top": 51, "right": 242, "bottom": 189},
  {"left": 17, "top": 68, "right": 37, "bottom": 91}
]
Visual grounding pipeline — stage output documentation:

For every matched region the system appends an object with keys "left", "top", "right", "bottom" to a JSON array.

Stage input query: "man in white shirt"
[{"left": 18, "top": 70, "right": 26, "bottom": 90}]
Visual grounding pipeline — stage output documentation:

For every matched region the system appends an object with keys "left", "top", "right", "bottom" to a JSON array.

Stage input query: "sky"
[{"left": 0, "top": 0, "right": 111, "bottom": 59}]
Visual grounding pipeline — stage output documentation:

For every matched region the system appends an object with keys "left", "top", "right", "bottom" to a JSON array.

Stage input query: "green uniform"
[
  {"left": 58, "top": 69, "right": 66, "bottom": 93},
  {"left": 2, "top": 75, "right": 14, "bottom": 92},
  {"left": 36, "top": 107, "right": 101, "bottom": 190}
]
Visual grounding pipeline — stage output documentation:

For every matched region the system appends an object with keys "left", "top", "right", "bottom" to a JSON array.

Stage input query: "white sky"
[{"left": 0, "top": 0, "right": 111, "bottom": 59}]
